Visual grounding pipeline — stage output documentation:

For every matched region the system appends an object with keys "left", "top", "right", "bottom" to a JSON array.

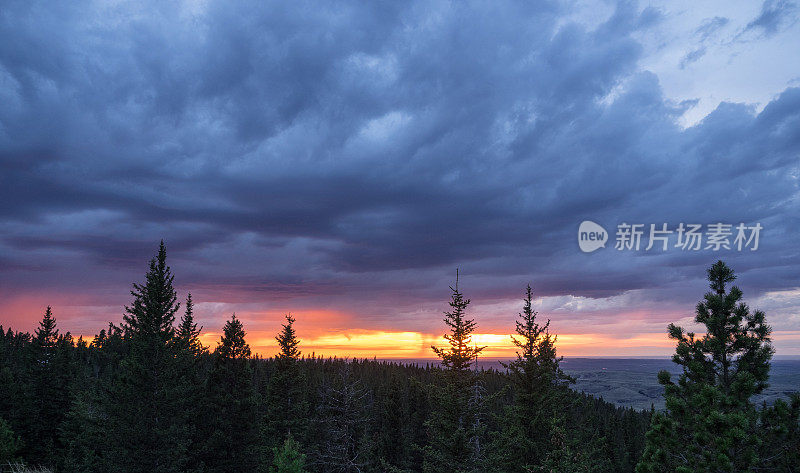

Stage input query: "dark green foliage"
[
  {"left": 103, "top": 241, "right": 195, "bottom": 473},
  {"left": 430, "top": 272, "right": 485, "bottom": 372},
  {"left": 490, "top": 285, "right": 576, "bottom": 472},
  {"left": 271, "top": 435, "right": 308, "bottom": 473},
  {"left": 313, "top": 364, "right": 372, "bottom": 473},
  {"left": 11, "top": 307, "right": 74, "bottom": 469},
  {"left": 424, "top": 273, "right": 487, "bottom": 473},
  {"left": 637, "top": 261, "right": 782, "bottom": 473},
  {"left": 261, "top": 314, "right": 309, "bottom": 470},
  {"left": 0, "top": 416, "right": 20, "bottom": 464},
  {"left": 215, "top": 313, "right": 251, "bottom": 359},
  {"left": 536, "top": 419, "right": 612, "bottom": 473},
  {"left": 370, "top": 373, "right": 427, "bottom": 471},
  {"left": 59, "top": 389, "right": 106, "bottom": 473},
  {"left": 0, "top": 326, "right": 656, "bottom": 473},
  {"left": 505, "top": 285, "right": 573, "bottom": 390},
  {"left": 200, "top": 314, "right": 260, "bottom": 473},
  {"left": 758, "top": 394, "right": 800, "bottom": 471},
  {"left": 8, "top": 246, "right": 773, "bottom": 473},
  {"left": 121, "top": 241, "right": 180, "bottom": 341},
  {"left": 276, "top": 314, "right": 301, "bottom": 361},
  {"left": 175, "top": 293, "right": 205, "bottom": 356}
]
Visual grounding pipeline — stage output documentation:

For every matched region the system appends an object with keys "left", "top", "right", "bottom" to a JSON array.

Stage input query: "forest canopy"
[{"left": 0, "top": 243, "right": 797, "bottom": 472}]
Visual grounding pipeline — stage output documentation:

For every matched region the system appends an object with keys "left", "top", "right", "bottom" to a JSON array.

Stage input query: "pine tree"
[
  {"left": 537, "top": 421, "right": 612, "bottom": 473},
  {"left": 431, "top": 271, "right": 484, "bottom": 372},
  {"left": 758, "top": 393, "right": 800, "bottom": 470},
  {"left": 262, "top": 314, "right": 309, "bottom": 471},
  {"left": 60, "top": 389, "right": 106, "bottom": 473},
  {"left": 34, "top": 306, "right": 59, "bottom": 355},
  {"left": 175, "top": 293, "right": 205, "bottom": 355},
  {"left": 173, "top": 292, "right": 208, "bottom": 472},
  {"left": 424, "top": 271, "right": 486, "bottom": 473},
  {"left": 506, "top": 285, "right": 572, "bottom": 390},
  {"left": 104, "top": 241, "right": 193, "bottom": 473},
  {"left": 490, "top": 285, "right": 574, "bottom": 472},
  {"left": 0, "top": 416, "right": 20, "bottom": 465},
  {"left": 276, "top": 314, "right": 301, "bottom": 362},
  {"left": 201, "top": 314, "right": 260, "bottom": 473},
  {"left": 215, "top": 313, "right": 251, "bottom": 359},
  {"left": 371, "top": 373, "right": 419, "bottom": 471},
  {"left": 271, "top": 434, "right": 309, "bottom": 473},
  {"left": 637, "top": 261, "right": 774, "bottom": 473},
  {"left": 121, "top": 241, "right": 180, "bottom": 340},
  {"left": 25, "top": 307, "right": 72, "bottom": 467}
]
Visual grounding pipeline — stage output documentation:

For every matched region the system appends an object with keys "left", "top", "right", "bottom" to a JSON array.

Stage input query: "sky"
[{"left": 1, "top": 0, "right": 799, "bottom": 358}]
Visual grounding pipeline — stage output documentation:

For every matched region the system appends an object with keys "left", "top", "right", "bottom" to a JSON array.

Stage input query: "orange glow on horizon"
[
  {"left": 241, "top": 330, "right": 679, "bottom": 359},
  {"left": 56, "top": 329, "right": 800, "bottom": 358}
]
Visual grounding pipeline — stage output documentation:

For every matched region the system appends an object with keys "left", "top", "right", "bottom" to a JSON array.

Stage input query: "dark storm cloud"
[{"left": 0, "top": 0, "right": 799, "bottom": 323}]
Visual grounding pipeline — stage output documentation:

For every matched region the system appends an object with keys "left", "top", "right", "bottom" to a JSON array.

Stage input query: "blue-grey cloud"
[
  {"left": 743, "top": 0, "right": 797, "bottom": 38},
  {"left": 696, "top": 16, "right": 730, "bottom": 41},
  {"left": 679, "top": 47, "right": 706, "bottom": 69},
  {"left": 0, "top": 0, "right": 798, "bottom": 336}
]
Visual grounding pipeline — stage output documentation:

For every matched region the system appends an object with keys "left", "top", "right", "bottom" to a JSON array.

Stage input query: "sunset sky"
[{"left": 1, "top": 0, "right": 799, "bottom": 358}]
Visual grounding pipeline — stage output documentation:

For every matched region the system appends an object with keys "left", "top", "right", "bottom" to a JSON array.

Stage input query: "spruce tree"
[
  {"left": 372, "top": 371, "right": 427, "bottom": 471},
  {"left": 423, "top": 272, "right": 486, "bottom": 473},
  {"left": 34, "top": 306, "right": 59, "bottom": 355},
  {"left": 536, "top": 422, "right": 612, "bottom": 473},
  {"left": 121, "top": 241, "right": 180, "bottom": 340},
  {"left": 430, "top": 271, "right": 484, "bottom": 372},
  {"left": 60, "top": 389, "right": 106, "bottom": 473},
  {"left": 271, "top": 434, "right": 309, "bottom": 473},
  {"left": 506, "top": 285, "right": 571, "bottom": 390},
  {"left": 175, "top": 292, "right": 205, "bottom": 355},
  {"left": 637, "top": 261, "right": 774, "bottom": 473},
  {"left": 0, "top": 416, "right": 20, "bottom": 465},
  {"left": 276, "top": 314, "right": 301, "bottom": 362},
  {"left": 201, "top": 314, "right": 260, "bottom": 473},
  {"left": 490, "top": 285, "right": 574, "bottom": 472},
  {"left": 60, "top": 323, "right": 125, "bottom": 473},
  {"left": 104, "top": 241, "right": 193, "bottom": 473},
  {"left": 25, "top": 306, "right": 72, "bottom": 467},
  {"left": 174, "top": 292, "right": 208, "bottom": 472},
  {"left": 262, "top": 314, "right": 309, "bottom": 470},
  {"left": 215, "top": 313, "right": 251, "bottom": 359}
]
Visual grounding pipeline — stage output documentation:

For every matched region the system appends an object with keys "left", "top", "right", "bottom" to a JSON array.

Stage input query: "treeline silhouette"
[{"left": 0, "top": 243, "right": 797, "bottom": 472}]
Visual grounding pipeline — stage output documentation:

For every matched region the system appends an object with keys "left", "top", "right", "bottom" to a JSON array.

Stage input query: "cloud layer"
[{"left": 1, "top": 0, "right": 799, "bottom": 355}]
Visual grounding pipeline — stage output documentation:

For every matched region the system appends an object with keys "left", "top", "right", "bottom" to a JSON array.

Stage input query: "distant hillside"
[{"left": 397, "top": 358, "right": 800, "bottom": 411}]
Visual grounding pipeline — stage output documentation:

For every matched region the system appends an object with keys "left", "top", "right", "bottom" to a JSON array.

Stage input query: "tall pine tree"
[
  {"left": 490, "top": 285, "right": 574, "bottom": 472},
  {"left": 276, "top": 313, "right": 301, "bottom": 362},
  {"left": 430, "top": 271, "right": 484, "bottom": 372},
  {"left": 201, "top": 314, "right": 260, "bottom": 472},
  {"left": 104, "top": 241, "right": 193, "bottom": 473},
  {"left": 173, "top": 292, "right": 208, "bottom": 473},
  {"left": 637, "top": 261, "right": 774, "bottom": 473},
  {"left": 175, "top": 292, "right": 205, "bottom": 355},
  {"left": 25, "top": 306, "right": 73, "bottom": 468},
  {"left": 424, "top": 271, "right": 486, "bottom": 473},
  {"left": 262, "top": 314, "right": 309, "bottom": 471}
]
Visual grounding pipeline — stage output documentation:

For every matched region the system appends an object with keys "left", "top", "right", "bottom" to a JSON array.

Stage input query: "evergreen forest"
[{"left": 1, "top": 243, "right": 798, "bottom": 472}]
